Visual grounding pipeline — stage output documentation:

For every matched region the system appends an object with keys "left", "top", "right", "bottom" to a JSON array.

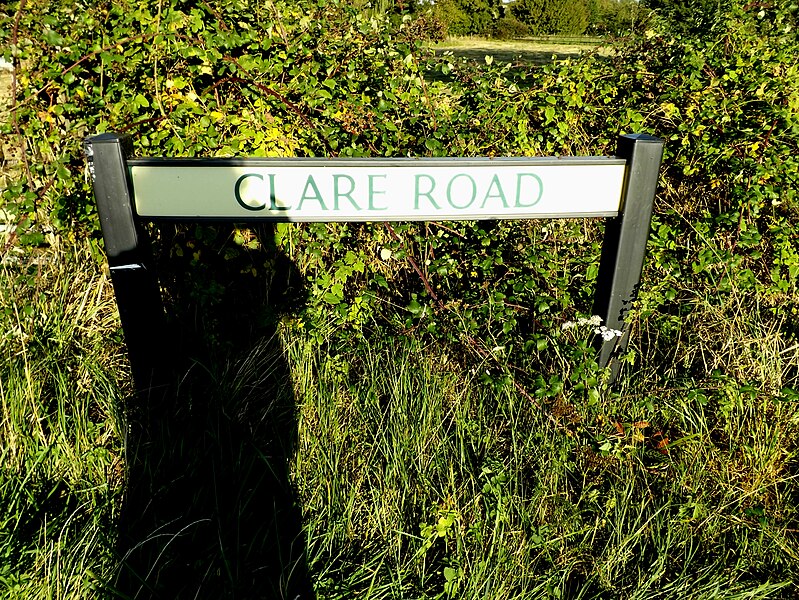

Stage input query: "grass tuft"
[{"left": 0, "top": 241, "right": 127, "bottom": 598}]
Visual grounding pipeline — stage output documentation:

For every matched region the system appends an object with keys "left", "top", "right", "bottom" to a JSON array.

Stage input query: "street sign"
[
  {"left": 129, "top": 158, "right": 626, "bottom": 221},
  {"left": 85, "top": 133, "right": 664, "bottom": 391}
]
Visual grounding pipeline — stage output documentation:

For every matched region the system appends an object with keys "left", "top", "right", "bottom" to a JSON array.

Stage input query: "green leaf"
[
  {"left": 407, "top": 299, "right": 423, "bottom": 315},
  {"left": 42, "top": 28, "right": 64, "bottom": 46}
]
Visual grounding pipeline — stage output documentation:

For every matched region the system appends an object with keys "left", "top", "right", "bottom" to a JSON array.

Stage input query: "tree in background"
[
  {"left": 510, "top": 0, "right": 590, "bottom": 34},
  {"left": 491, "top": 14, "right": 532, "bottom": 38},
  {"left": 352, "top": 0, "right": 420, "bottom": 20},
  {"left": 587, "top": 0, "right": 651, "bottom": 36},
  {"left": 642, "top": 0, "right": 736, "bottom": 34},
  {"left": 429, "top": 0, "right": 503, "bottom": 35}
]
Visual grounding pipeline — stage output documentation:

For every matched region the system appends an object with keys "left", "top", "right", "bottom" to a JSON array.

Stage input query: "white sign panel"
[{"left": 129, "top": 158, "right": 626, "bottom": 222}]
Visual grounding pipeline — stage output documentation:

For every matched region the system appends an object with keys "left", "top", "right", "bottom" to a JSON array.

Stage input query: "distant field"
[{"left": 431, "top": 36, "right": 611, "bottom": 65}]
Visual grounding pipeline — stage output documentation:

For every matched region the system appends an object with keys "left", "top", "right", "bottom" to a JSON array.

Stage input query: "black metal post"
[
  {"left": 84, "top": 133, "right": 168, "bottom": 395},
  {"left": 592, "top": 133, "right": 664, "bottom": 380}
]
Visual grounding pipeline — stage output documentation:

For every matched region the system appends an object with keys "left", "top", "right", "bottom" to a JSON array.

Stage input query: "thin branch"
[
  {"left": 218, "top": 57, "right": 336, "bottom": 155},
  {"left": 9, "top": 33, "right": 161, "bottom": 113},
  {"left": 383, "top": 221, "right": 571, "bottom": 433},
  {"left": 10, "top": 0, "right": 33, "bottom": 192}
]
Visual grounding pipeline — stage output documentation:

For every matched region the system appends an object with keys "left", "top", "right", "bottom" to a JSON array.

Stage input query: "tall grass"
[
  {"left": 0, "top": 241, "right": 127, "bottom": 598},
  {"left": 2, "top": 0, "right": 798, "bottom": 593},
  {"left": 282, "top": 323, "right": 799, "bottom": 598},
  {"left": 2, "top": 233, "right": 799, "bottom": 597}
]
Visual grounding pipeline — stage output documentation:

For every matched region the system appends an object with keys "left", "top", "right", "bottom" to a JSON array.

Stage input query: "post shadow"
[{"left": 110, "top": 222, "right": 313, "bottom": 599}]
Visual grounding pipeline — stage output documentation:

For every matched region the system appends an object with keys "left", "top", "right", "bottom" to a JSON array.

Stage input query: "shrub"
[
  {"left": 588, "top": 0, "right": 651, "bottom": 36},
  {"left": 511, "top": 0, "right": 590, "bottom": 35},
  {"left": 400, "top": 9, "right": 449, "bottom": 42},
  {"left": 644, "top": 0, "right": 731, "bottom": 35},
  {"left": 432, "top": 0, "right": 502, "bottom": 36},
  {"left": 491, "top": 15, "right": 531, "bottom": 39},
  {"left": 5, "top": 0, "right": 797, "bottom": 358},
  {"left": 433, "top": 0, "right": 470, "bottom": 35}
]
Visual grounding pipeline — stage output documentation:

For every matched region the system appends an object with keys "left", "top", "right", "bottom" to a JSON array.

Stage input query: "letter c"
[{"left": 235, "top": 173, "right": 267, "bottom": 211}]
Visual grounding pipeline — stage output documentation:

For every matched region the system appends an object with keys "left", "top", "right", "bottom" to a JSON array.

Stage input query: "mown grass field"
[
  {"left": 431, "top": 36, "right": 609, "bottom": 65},
  {"left": 2, "top": 5, "right": 799, "bottom": 598}
]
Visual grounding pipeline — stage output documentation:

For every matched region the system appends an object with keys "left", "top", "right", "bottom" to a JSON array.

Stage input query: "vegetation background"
[
  {"left": 1, "top": 0, "right": 798, "bottom": 598},
  {"left": 406, "top": 0, "right": 647, "bottom": 38}
]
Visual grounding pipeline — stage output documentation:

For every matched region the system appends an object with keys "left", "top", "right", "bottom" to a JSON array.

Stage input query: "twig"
[
  {"left": 216, "top": 59, "right": 336, "bottom": 155},
  {"left": 9, "top": 33, "right": 161, "bottom": 113},
  {"left": 118, "top": 115, "right": 168, "bottom": 134},
  {"left": 383, "top": 221, "right": 571, "bottom": 434},
  {"left": 199, "top": 1, "right": 230, "bottom": 31},
  {"left": 428, "top": 222, "right": 465, "bottom": 238},
  {"left": 11, "top": 0, "right": 34, "bottom": 193},
  {"left": 0, "top": 216, "right": 24, "bottom": 258},
  {"left": 383, "top": 222, "right": 444, "bottom": 308},
  {"left": 761, "top": 119, "right": 778, "bottom": 152}
]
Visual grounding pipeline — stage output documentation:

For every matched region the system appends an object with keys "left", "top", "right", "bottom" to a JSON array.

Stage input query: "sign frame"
[
  {"left": 84, "top": 133, "right": 664, "bottom": 392},
  {"left": 127, "top": 156, "right": 628, "bottom": 222}
]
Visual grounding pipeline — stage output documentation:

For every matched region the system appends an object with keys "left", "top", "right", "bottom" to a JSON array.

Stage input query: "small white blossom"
[
  {"left": 562, "top": 315, "right": 603, "bottom": 331},
  {"left": 595, "top": 325, "right": 623, "bottom": 341}
]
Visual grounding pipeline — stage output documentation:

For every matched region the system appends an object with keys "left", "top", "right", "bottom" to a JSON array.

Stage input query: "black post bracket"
[
  {"left": 84, "top": 134, "right": 168, "bottom": 395},
  {"left": 593, "top": 133, "right": 665, "bottom": 381}
]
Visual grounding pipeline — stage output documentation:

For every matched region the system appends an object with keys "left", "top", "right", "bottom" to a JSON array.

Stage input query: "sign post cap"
[
  {"left": 86, "top": 132, "right": 131, "bottom": 143},
  {"left": 619, "top": 132, "right": 665, "bottom": 144}
]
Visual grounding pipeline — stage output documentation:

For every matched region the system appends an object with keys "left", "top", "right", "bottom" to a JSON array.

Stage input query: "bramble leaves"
[{"left": 2, "top": 0, "right": 797, "bottom": 386}]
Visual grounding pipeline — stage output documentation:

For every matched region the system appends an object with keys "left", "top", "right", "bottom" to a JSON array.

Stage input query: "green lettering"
[
  {"left": 334, "top": 174, "right": 361, "bottom": 211},
  {"left": 297, "top": 174, "right": 327, "bottom": 211},
  {"left": 447, "top": 174, "right": 476, "bottom": 209},
  {"left": 515, "top": 173, "right": 543, "bottom": 208},
  {"left": 414, "top": 174, "right": 440, "bottom": 210},
  {"left": 234, "top": 173, "right": 266, "bottom": 211},
  {"left": 480, "top": 174, "right": 509, "bottom": 209},
  {"left": 368, "top": 174, "right": 387, "bottom": 211},
  {"left": 268, "top": 174, "right": 289, "bottom": 211}
]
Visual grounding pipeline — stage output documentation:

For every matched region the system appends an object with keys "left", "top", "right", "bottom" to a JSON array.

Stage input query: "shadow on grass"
[{"left": 112, "top": 224, "right": 313, "bottom": 599}]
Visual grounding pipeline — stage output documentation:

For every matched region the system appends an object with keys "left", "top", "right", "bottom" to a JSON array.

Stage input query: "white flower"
[
  {"left": 595, "top": 325, "right": 623, "bottom": 341},
  {"left": 563, "top": 315, "right": 603, "bottom": 331},
  {"left": 571, "top": 315, "right": 602, "bottom": 327}
]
